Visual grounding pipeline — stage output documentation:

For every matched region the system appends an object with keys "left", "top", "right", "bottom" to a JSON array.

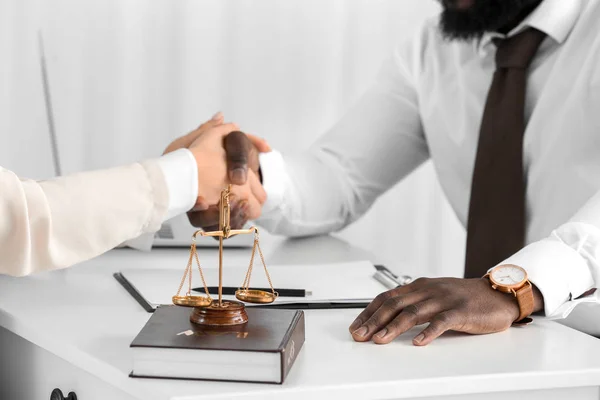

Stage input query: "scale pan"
[
  {"left": 235, "top": 289, "right": 278, "bottom": 304},
  {"left": 172, "top": 295, "right": 212, "bottom": 308}
]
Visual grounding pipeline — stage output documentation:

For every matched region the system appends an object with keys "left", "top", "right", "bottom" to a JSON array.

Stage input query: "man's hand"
[{"left": 349, "top": 277, "right": 544, "bottom": 346}]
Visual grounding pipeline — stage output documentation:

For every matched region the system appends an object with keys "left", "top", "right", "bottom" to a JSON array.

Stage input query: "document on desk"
[{"left": 116, "top": 261, "right": 390, "bottom": 311}]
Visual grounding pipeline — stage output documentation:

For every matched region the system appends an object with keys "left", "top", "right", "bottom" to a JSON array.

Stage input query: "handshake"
[{"left": 163, "top": 112, "right": 269, "bottom": 231}]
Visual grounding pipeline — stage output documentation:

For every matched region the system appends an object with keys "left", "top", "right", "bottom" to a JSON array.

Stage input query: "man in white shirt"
[
  {"left": 0, "top": 112, "right": 268, "bottom": 277},
  {"left": 189, "top": 0, "right": 600, "bottom": 345}
]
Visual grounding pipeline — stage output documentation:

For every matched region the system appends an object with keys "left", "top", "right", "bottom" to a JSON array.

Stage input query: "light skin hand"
[
  {"left": 185, "top": 122, "right": 242, "bottom": 206},
  {"left": 184, "top": 119, "right": 270, "bottom": 231},
  {"left": 164, "top": 112, "right": 270, "bottom": 164},
  {"left": 163, "top": 112, "right": 227, "bottom": 155},
  {"left": 163, "top": 113, "right": 270, "bottom": 217},
  {"left": 348, "top": 276, "right": 544, "bottom": 346}
]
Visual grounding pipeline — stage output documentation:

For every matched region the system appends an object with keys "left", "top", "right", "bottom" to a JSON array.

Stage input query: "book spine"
[{"left": 280, "top": 311, "right": 305, "bottom": 383}]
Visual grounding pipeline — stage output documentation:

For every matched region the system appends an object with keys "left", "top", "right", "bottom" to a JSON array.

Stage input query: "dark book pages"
[{"left": 130, "top": 305, "right": 305, "bottom": 384}]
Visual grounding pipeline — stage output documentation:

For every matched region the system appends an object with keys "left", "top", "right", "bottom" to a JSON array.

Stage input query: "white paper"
[{"left": 120, "top": 260, "right": 388, "bottom": 307}]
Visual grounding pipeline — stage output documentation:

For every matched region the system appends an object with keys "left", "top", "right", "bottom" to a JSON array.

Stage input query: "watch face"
[{"left": 490, "top": 265, "right": 527, "bottom": 288}]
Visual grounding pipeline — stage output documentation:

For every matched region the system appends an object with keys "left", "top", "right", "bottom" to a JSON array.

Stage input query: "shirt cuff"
[
  {"left": 258, "top": 150, "right": 287, "bottom": 216},
  {"left": 498, "top": 236, "right": 595, "bottom": 319},
  {"left": 156, "top": 148, "right": 198, "bottom": 221}
]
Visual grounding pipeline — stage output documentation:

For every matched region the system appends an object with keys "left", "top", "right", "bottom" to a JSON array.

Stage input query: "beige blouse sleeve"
[{"left": 0, "top": 160, "right": 168, "bottom": 276}]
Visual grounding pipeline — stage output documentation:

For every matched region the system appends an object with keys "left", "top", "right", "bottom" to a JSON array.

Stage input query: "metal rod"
[
  {"left": 38, "top": 31, "right": 62, "bottom": 177},
  {"left": 218, "top": 190, "right": 226, "bottom": 307},
  {"left": 200, "top": 231, "right": 225, "bottom": 237},
  {"left": 227, "top": 228, "right": 255, "bottom": 236},
  {"left": 218, "top": 235, "right": 223, "bottom": 306},
  {"left": 217, "top": 185, "right": 232, "bottom": 307}
]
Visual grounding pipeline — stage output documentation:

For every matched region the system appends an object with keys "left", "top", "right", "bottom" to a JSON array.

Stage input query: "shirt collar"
[{"left": 476, "top": 0, "right": 583, "bottom": 57}]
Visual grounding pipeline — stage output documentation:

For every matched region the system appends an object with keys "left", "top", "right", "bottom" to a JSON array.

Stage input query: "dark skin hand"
[{"left": 349, "top": 276, "right": 544, "bottom": 346}]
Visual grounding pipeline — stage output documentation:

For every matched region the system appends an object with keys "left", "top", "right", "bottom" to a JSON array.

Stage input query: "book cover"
[{"left": 130, "top": 305, "right": 305, "bottom": 384}]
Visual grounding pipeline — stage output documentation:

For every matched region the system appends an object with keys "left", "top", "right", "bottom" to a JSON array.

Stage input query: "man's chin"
[{"left": 438, "top": 0, "right": 544, "bottom": 41}]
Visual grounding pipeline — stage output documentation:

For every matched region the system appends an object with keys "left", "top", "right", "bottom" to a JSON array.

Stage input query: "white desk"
[{"left": 1, "top": 235, "right": 600, "bottom": 400}]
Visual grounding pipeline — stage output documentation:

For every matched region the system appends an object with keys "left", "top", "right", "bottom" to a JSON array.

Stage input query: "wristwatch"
[{"left": 485, "top": 264, "right": 534, "bottom": 324}]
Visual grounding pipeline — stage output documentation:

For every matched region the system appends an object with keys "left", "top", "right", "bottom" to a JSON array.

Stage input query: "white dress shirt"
[{"left": 255, "top": 0, "right": 600, "bottom": 328}]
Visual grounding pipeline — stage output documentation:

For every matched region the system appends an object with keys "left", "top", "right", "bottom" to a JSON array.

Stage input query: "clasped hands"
[
  {"left": 166, "top": 113, "right": 545, "bottom": 346},
  {"left": 164, "top": 112, "right": 267, "bottom": 229}
]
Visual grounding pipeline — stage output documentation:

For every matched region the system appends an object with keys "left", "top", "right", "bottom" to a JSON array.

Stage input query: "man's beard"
[{"left": 439, "top": 0, "right": 543, "bottom": 41}]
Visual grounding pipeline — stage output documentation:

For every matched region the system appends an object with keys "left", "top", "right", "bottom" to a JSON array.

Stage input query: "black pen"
[
  {"left": 253, "top": 302, "right": 370, "bottom": 310},
  {"left": 192, "top": 286, "right": 312, "bottom": 297}
]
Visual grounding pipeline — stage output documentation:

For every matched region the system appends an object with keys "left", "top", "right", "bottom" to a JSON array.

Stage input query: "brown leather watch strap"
[{"left": 515, "top": 281, "right": 534, "bottom": 322}]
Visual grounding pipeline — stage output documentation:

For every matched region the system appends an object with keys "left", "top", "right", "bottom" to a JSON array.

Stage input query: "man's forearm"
[
  {"left": 256, "top": 149, "right": 360, "bottom": 237},
  {"left": 498, "top": 190, "right": 600, "bottom": 327}
]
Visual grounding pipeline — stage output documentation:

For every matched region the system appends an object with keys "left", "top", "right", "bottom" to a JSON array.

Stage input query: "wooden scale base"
[{"left": 190, "top": 300, "right": 248, "bottom": 326}]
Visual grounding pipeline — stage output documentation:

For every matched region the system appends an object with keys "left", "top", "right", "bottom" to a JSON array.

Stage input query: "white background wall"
[
  {"left": 0, "top": 0, "right": 466, "bottom": 278},
  {"left": 0, "top": 0, "right": 55, "bottom": 179}
]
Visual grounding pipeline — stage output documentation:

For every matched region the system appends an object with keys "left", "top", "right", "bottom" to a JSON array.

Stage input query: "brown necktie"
[{"left": 464, "top": 28, "right": 547, "bottom": 279}]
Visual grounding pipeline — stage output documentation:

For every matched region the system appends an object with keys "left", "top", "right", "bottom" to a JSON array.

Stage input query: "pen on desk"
[
  {"left": 373, "top": 271, "right": 398, "bottom": 290},
  {"left": 192, "top": 287, "right": 312, "bottom": 297},
  {"left": 384, "top": 270, "right": 413, "bottom": 286},
  {"left": 373, "top": 270, "right": 413, "bottom": 290}
]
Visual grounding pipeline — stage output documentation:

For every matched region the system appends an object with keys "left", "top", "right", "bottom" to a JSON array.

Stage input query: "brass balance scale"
[{"left": 172, "top": 185, "right": 278, "bottom": 325}]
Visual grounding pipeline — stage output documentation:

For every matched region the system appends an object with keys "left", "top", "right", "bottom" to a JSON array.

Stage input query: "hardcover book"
[{"left": 130, "top": 305, "right": 305, "bottom": 384}]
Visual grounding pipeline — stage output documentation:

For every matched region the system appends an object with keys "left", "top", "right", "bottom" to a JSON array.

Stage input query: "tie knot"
[{"left": 494, "top": 28, "right": 547, "bottom": 69}]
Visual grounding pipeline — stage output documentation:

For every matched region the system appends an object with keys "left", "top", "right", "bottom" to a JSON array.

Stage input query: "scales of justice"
[{"left": 172, "top": 184, "right": 278, "bottom": 326}]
